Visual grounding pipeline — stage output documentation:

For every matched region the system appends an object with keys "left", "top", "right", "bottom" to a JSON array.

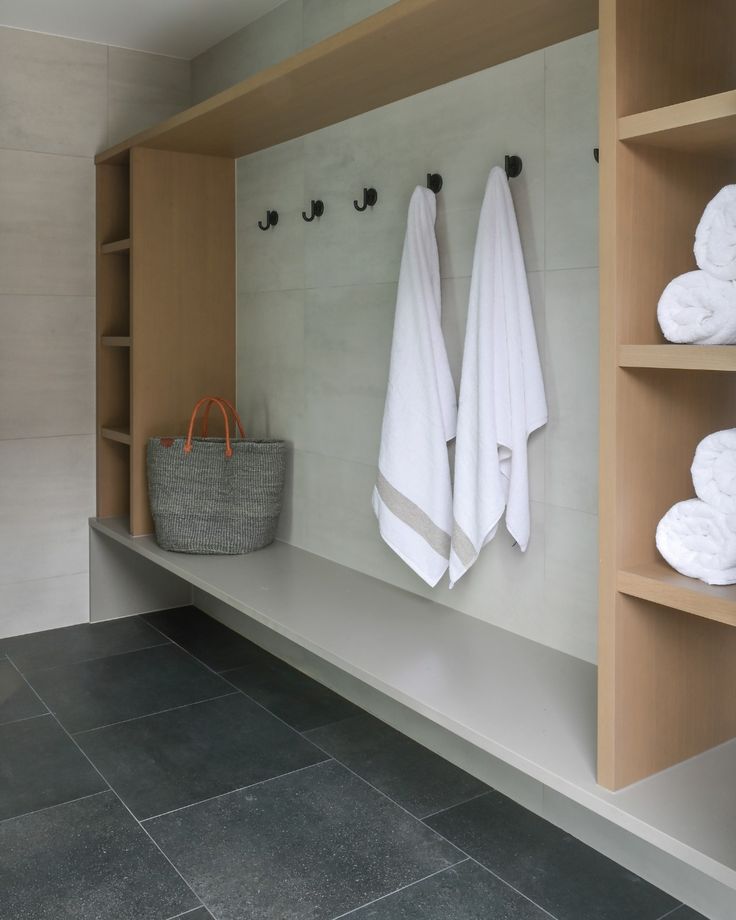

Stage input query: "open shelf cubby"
[
  {"left": 100, "top": 237, "right": 131, "bottom": 254},
  {"left": 101, "top": 426, "right": 131, "bottom": 446}
]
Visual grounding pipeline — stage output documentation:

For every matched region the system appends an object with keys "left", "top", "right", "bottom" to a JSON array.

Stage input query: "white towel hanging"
[
  {"left": 450, "top": 166, "right": 547, "bottom": 587},
  {"left": 372, "top": 186, "right": 457, "bottom": 587}
]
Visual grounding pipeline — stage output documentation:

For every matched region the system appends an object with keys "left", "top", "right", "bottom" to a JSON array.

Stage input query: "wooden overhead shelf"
[
  {"left": 619, "top": 89, "right": 736, "bottom": 155},
  {"left": 618, "top": 561, "right": 736, "bottom": 628},
  {"left": 94, "top": 0, "right": 597, "bottom": 165},
  {"left": 101, "top": 238, "right": 131, "bottom": 254},
  {"left": 618, "top": 344, "right": 736, "bottom": 372},
  {"left": 101, "top": 336, "right": 131, "bottom": 348},
  {"left": 101, "top": 426, "right": 131, "bottom": 446}
]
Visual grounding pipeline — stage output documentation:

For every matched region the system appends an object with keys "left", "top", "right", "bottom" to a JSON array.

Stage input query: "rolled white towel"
[
  {"left": 694, "top": 185, "right": 736, "bottom": 281},
  {"left": 657, "top": 270, "right": 736, "bottom": 344},
  {"left": 656, "top": 499, "right": 736, "bottom": 586},
  {"left": 692, "top": 429, "right": 736, "bottom": 515}
]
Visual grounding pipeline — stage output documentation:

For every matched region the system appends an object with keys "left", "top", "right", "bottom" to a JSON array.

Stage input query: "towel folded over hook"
[
  {"left": 450, "top": 166, "right": 547, "bottom": 587},
  {"left": 372, "top": 186, "right": 457, "bottom": 586}
]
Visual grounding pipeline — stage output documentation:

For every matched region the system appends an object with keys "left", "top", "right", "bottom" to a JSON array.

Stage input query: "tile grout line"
[
  {"left": 6, "top": 657, "right": 206, "bottom": 916},
  {"left": 420, "top": 788, "right": 492, "bottom": 821},
  {"left": 328, "top": 859, "right": 470, "bottom": 920},
  {"left": 0, "top": 789, "right": 109, "bottom": 827},
  {"left": 161, "top": 906, "right": 207, "bottom": 920},
  {"left": 141, "top": 758, "right": 332, "bottom": 824},
  {"left": 140, "top": 615, "right": 564, "bottom": 918},
  {"left": 72, "top": 690, "right": 240, "bottom": 736},
  {"left": 0, "top": 710, "right": 50, "bottom": 729},
  {"left": 655, "top": 907, "right": 684, "bottom": 920},
  {"left": 6, "top": 639, "right": 172, "bottom": 676}
]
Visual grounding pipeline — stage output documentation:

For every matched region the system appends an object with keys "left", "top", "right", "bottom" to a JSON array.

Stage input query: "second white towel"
[
  {"left": 692, "top": 429, "right": 736, "bottom": 515},
  {"left": 657, "top": 270, "right": 736, "bottom": 344},
  {"left": 450, "top": 166, "right": 547, "bottom": 587}
]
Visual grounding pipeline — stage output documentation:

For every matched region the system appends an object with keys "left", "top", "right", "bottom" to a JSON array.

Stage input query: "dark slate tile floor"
[{"left": 0, "top": 606, "right": 707, "bottom": 920}]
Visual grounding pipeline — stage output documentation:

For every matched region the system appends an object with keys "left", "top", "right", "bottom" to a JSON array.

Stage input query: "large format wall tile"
[
  {"left": 107, "top": 48, "right": 191, "bottom": 148},
  {"left": 0, "top": 296, "right": 94, "bottom": 438},
  {"left": 0, "top": 436, "right": 94, "bottom": 587},
  {"left": 544, "top": 504, "right": 599, "bottom": 662},
  {"left": 0, "top": 572, "right": 89, "bottom": 639},
  {"left": 544, "top": 268, "right": 599, "bottom": 516},
  {"left": 303, "top": 283, "right": 395, "bottom": 466},
  {"left": 237, "top": 289, "right": 306, "bottom": 447},
  {"left": 191, "top": 0, "right": 303, "bottom": 103},
  {"left": 303, "top": 0, "right": 398, "bottom": 47},
  {"left": 545, "top": 32, "right": 599, "bottom": 271},
  {"left": 0, "top": 149, "right": 94, "bottom": 296},
  {"left": 0, "top": 27, "right": 107, "bottom": 157}
]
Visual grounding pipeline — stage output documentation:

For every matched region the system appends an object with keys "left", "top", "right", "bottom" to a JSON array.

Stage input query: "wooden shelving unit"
[
  {"left": 618, "top": 345, "right": 736, "bottom": 372},
  {"left": 599, "top": 0, "right": 736, "bottom": 790},
  {"left": 618, "top": 562, "right": 736, "bottom": 628},
  {"left": 101, "top": 336, "right": 131, "bottom": 348},
  {"left": 101, "top": 426, "right": 132, "bottom": 446},
  {"left": 101, "top": 238, "right": 131, "bottom": 254},
  {"left": 95, "top": 0, "right": 596, "bottom": 166},
  {"left": 619, "top": 89, "right": 736, "bottom": 155}
]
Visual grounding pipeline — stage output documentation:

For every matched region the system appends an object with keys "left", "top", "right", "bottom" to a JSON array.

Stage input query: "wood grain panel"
[
  {"left": 618, "top": 562, "right": 736, "bottom": 628},
  {"left": 619, "top": 90, "right": 736, "bottom": 156},
  {"left": 96, "top": 0, "right": 597, "bottom": 165},
  {"left": 615, "top": 0, "right": 736, "bottom": 116},
  {"left": 96, "top": 164, "right": 130, "bottom": 519},
  {"left": 130, "top": 148, "right": 235, "bottom": 535}
]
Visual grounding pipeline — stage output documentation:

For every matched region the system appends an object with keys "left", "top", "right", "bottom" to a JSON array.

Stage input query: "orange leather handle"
[
  {"left": 184, "top": 397, "right": 232, "bottom": 458},
  {"left": 201, "top": 397, "right": 245, "bottom": 439}
]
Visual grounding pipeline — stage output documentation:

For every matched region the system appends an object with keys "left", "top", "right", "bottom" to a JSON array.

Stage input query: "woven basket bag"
[{"left": 147, "top": 396, "right": 286, "bottom": 554}]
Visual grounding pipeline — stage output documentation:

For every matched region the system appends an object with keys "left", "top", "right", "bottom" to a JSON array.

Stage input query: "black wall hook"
[
  {"left": 258, "top": 210, "right": 279, "bottom": 230},
  {"left": 354, "top": 187, "right": 378, "bottom": 212},
  {"left": 427, "top": 173, "right": 443, "bottom": 194},
  {"left": 593, "top": 147, "right": 599, "bottom": 163},
  {"left": 504, "top": 155, "right": 523, "bottom": 179},
  {"left": 302, "top": 199, "right": 325, "bottom": 222}
]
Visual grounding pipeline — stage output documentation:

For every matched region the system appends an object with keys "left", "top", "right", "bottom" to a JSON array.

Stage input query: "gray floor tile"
[
  {"left": 25, "top": 644, "right": 232, "bottom": 733},
  {"left": 144, "top": 606, "right": 265, "bottom": 671},
  {"left": 173, "top": 910, "right": 214, "bottom": 920},
  {"left": 223, "top": 655, "right": 361, "bottom": 732},
  {"left": 77, "top": 693, "right": 329, "bottom": 819},
  {"left": 0, "top": 715, "right": 106, "bottom": 821},
  {"left": 668, "top": 909, "right": 708, "bottom": 919},
  {"left": 348, "top": 859, "right": 552, "bottom": 919},
  {"left": 0, "top": 659, "right": 46, "bottom": 724},
  {"left": 0, "top": 791, "right": 198, "bottom": 920},
  {"left": 426, "top": 791, "right": 679, "bottom": 920},
  {"left": 3, "top": 617, "right": 168, "bottom": 673},
  {"left": 146, "top": 760, "right": 461, "bottom": 920},
  {"left": 306, "top": 713, "right": 487, "bottom": 818}
]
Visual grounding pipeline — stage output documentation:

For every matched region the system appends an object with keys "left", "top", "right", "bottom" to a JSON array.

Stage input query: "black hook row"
[{"left": 258, "top": 156, "right": 522, "bottom": 228}]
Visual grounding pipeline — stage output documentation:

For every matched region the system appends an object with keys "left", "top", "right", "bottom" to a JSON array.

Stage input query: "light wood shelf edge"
[
  {"left": 101, "top": 336, "right": 131, "bottom": 348},
  {"left": 619, "top": 89, "right": 736, "bottom": 152},
  {"left": 101, "top": 238, "right": 131, "bottom": 254},
  {"left": 94, "top": 0, "right": 598, "bottom": 165},
  {"left": 618, "top": 344, "right": 736, "bottom": 371},
  {"left": 101, "top": 426, "right": 131, "bottom": 446},
  {"left": 618, "top": 562, "right": 736, "bottom": 628}
]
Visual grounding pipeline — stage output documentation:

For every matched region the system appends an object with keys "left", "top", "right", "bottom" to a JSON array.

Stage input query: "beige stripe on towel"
[{"left": 376, "top": 471, "right": 451, "bottom": 558}]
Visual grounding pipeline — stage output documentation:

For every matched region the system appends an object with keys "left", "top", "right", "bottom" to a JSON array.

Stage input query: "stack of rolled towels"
[
  {"left": 657, "top": 429, "right": 736, "bottom": 585},
  {"left": 658, "top": 185, "right": 736, "bottom": 344}
]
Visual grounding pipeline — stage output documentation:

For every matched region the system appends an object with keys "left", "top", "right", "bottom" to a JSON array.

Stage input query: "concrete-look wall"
[
  {"left": 231, "top": 26, "right": 600, "bottom": 663},
  {"left": 192, "top": 0, "right": 398, "bottom": 102},
  {"left": 0, "top": 27, "right": 191, "bottom": 639}
]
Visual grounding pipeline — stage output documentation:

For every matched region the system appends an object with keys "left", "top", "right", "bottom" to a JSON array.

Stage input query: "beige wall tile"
[
  {"left": 108, "top": 47, "right": 191, "bottom": 147},
  {"left": 0, "top": 573, "right": 89, "bottom": 639},
  {"left": 303, "top": 0, "right": 398, "bottom": 47},
  {"left": 545, "top": 31, "right": 599, "bottom": 270},
  {"left": 191, "top": 0, "right": 302, "bottom": 103},
  {"left": 0, "top": 436, "right": 94, "bottom": 587},
  {"left": 0, "top": 296, "right": 94, "bottom": 439},
  {"left": 0, "top": 27, "right": 107, "bottom": 157},
  {"left": 0, "top": 149, "right": 94, "bottom": 296},
  {"left": 544, "top": 268, "right": 599, "bottom": 515}
]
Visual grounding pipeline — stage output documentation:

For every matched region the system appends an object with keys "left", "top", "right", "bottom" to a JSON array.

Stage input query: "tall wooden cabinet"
[
  {"left": 598, "top": 0, "right": 736, "bottom": 789},
  {"left": 96, "top": 148, "right": 235, "bottom": 535}
]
